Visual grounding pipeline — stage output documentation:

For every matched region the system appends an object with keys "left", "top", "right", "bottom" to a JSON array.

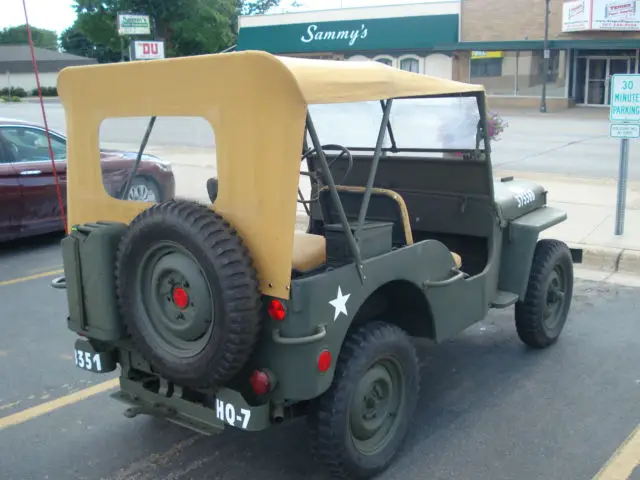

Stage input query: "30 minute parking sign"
[{"left": 610, "top": 74, "right": 640, "bottom": 122}]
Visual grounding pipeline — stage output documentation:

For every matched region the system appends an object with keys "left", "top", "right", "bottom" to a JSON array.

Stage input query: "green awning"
[{"left": 237, "top": 14, "right": 459, "bottom": 54}]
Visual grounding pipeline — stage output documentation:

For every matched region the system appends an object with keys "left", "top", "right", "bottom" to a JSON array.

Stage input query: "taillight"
[
  {"left": 250, "top": 369, "right": 272, "bottom": 396},
  {"left": 267, "top": 299, "right": 286, "bottom": 321}
]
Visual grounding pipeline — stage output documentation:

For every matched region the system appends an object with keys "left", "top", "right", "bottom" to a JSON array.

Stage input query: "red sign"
[{"left": 133, "top": 41, "right": 165, "bottom": 60}]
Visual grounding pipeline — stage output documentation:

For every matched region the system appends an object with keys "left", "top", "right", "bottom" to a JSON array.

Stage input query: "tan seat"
[
  {"left": 451, "top": 251, "right": 462, "bottom": 269},
  {"left": 292, "top": 231, "right": 326, "bottom": 271}
]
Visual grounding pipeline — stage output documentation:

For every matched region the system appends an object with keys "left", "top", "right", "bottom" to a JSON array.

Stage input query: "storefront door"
[{"left": 584, "top": 57, "right": 633, "bottom": 106}]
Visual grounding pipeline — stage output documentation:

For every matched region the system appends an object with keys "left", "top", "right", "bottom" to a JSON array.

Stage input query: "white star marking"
[{"left": 329, "top": 286, "right": 351, "bottom": 322}]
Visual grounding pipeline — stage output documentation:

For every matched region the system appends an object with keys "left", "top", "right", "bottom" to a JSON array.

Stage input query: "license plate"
[{"left": 74, "top": 338, "right": 116, "bottom": 373}]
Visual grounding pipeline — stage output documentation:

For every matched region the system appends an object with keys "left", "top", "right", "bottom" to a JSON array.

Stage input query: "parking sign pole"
[
  {"left": 609, "top": 73, "right": 640, "bottom": 236},
  {"left": 615, "top": 138, "right": 630, "bottom": 236}
]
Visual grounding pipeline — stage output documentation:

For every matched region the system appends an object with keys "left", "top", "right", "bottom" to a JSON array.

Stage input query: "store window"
[
  {"left": 375, "top": 57, "right": 393, "bottom": 66},
  {"left": 470, "top": 58, "right": 502, "bottom": 78},
  {"left": 469, "top": 50, "right": 567, "bottom": 98},
  {"left": 400, "top": 57, "right": 420, "bottom": 73}
]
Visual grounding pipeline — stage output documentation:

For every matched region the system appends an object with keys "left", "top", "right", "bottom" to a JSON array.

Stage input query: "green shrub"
[
  {"left": 0, "top": 87, "right": 27, "bottom": 97},
  {"left": 31, "top": 86, "right": 58, "bottom": 97},
  {"left": 0, "top": 95, "right": 23, "bottom": 103}
]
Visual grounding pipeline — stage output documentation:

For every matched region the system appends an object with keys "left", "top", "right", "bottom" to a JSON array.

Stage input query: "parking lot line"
[
  {"left": 0, "top": 269, "right": 64, "bottom": 287},
  {"left": 0, "top": 378, "right": 119, "bottom": 430},
  {"left": 593, "top": 424, "right": 640, "bottom": 480}
]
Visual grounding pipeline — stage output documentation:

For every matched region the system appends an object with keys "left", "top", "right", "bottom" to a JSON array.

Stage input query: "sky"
[{"left": 1, "top": 0, "right": 431, "bottom": 37}]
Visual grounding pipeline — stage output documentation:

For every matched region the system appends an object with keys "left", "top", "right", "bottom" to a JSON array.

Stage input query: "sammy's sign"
[{"left": 300, "top": 24, "right": 368, "bottom": 47}]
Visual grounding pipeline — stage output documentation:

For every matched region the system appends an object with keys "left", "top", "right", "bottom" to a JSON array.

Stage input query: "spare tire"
[{"left": 114, "top": 199, "right": 262, "bottom": 389}]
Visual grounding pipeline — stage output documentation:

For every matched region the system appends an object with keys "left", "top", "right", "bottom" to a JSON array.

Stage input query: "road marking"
[
  {"left": 0, "top": 378, "right": 119, "bottom": 430},
  {"left": 0, "top": 269, "right": 64, "bottom": 287},
  {"left": 27, "top": 264, "right": 62, "bottom": 275},
  {"left": 593, "top": 423, "right": 640, "bottom": 480}
]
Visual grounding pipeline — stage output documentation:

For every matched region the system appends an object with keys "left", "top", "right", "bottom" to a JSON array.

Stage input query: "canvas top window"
[{"left": 305, "top": 95, "right": 484, "bottom": 157}]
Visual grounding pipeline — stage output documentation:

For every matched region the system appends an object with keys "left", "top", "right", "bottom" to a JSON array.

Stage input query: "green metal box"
[
  {"left": 324, "top": 221, "right": 393, "bottom": 267},
  {"left": 61, "top": 221, "right": 129, "bottom": 342}
]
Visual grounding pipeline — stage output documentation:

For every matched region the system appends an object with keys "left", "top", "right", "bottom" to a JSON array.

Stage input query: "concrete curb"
[
  {"left": 295, "top": 213, "right": 639, "bottom": 275},
  {"left": 566, "top": 242, "right": 640, "bottom": 275}
]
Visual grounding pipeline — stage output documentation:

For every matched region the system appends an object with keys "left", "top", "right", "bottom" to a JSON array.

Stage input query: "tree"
[
  {"left": 71, "top": 0, "right": 280, "bottom": 59},
  {"left": 0, "top": 25, "right": 58, "bottom": 49},
  {"left": 60, "top": 22, "right": 121, "bottom": 63}
]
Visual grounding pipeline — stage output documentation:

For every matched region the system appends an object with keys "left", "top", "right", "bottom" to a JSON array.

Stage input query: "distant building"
[{"left": 0, "top": 45, "right": 96, "bottom": 92}]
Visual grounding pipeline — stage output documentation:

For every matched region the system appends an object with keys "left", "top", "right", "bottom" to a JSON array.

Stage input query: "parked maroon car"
[{"left": 0, "top": 118, "right": 175, "bottom": 242}]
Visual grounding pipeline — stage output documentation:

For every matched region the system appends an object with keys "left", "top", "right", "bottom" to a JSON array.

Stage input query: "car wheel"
[
  {"left": 126, "top": 176, "right": 162, "bottom": 203},
  {"left": 114, "top": 199, "right": 262, "bottom": 389},
  {"left": 308, "top": 321, "right": 420, "bottom": 479},
  {"left": 515, "top": 239, "right": 574, "bottom": 349}
]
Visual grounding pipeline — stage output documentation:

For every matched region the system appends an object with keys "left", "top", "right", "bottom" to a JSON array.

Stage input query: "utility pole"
[{"left": 540, "top": 0, "right": 550, "bottom": 113}]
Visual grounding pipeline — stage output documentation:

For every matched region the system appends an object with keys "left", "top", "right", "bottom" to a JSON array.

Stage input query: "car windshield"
[{"left": 307, "top": 96, "right": 482, "bottom": 154}]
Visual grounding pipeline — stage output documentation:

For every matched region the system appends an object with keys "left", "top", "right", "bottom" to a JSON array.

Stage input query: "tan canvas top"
[
  {"left": 57, "top": 50, "right": 485, "bottom": 299},
  {"left": 275, "top": 54, "right": 486, "bottom": 104}
]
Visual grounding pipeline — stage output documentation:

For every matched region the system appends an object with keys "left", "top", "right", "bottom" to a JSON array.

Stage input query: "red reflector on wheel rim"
[
  {"left": 172, "top": 287, "right": 189, "bottom": 309},
  {"left": 268, "top": 299, "right": 286, "bottom": 321}
]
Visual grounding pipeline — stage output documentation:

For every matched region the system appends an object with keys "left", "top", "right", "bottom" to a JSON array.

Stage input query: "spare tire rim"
[{"left": 137, "top": 241, "right": 215, "bottom": 358}]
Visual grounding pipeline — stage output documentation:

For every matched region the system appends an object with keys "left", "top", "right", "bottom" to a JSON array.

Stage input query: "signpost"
[
  {"left": 609, "top": 73, "right": 640, "bottom": 235},
  {"left": 116, "top": 12, "right": 152, "bottom": 62}
]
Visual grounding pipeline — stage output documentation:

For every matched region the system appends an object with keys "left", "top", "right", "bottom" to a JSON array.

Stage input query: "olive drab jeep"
[{"left": 53, "top": 51, "right": 580, "bottom": 479}]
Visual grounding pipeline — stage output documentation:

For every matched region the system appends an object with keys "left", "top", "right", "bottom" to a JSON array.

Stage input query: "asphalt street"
[
  {"left": 0, "top": 234, "right": 639, "bottom": 480},
  {"left": 1, "top": 100, "right": 639, "bottom": 181}
]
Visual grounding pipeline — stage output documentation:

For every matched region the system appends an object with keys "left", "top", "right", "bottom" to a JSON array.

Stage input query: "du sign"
[
  {"left": 610, "top": 74, "right": 640, "bottom": 122},
  {"left": 133, "top": 41, "right": 165, "bottom": 60}
]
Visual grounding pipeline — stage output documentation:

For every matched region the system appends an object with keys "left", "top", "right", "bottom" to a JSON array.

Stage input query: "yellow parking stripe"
[
  {"left": 0, "top": 378, "right": 119, "bottom": 430},
  {"left": 0, "top": 269, "right": 64, "bottom": 287},
  {"left": 593, "top": 424, "right": 640, "bottom": 480}
]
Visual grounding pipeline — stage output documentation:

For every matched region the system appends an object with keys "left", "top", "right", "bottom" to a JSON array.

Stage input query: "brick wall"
[{"left": 462, "top": 0, "right": 640, "bottom": 42}]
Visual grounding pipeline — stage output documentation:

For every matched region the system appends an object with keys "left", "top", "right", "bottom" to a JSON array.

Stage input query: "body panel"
[
  {"left": 498, "top": 206, "right": 568, "bottom": 299},
  {"left": 0, "top": 163, "right": 21, "bottom": 241},
  {"left": 251, "top": 238, "right": 470, "bottom": 401}
]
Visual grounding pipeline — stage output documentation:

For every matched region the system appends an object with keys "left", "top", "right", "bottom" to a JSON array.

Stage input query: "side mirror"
[{"left": 206, "top": 177, "right": 218, "bottom": 203}]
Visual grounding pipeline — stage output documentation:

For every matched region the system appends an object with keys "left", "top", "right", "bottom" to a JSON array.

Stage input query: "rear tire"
[
  {"left": 515, "top": 239, "right": 574, "bottom": 349},
  {"left": 114, "top": 199, "right": 262, "bottom": 389},
  {"left": 308, "top": 321, "right": 420, "bottom": 479}
]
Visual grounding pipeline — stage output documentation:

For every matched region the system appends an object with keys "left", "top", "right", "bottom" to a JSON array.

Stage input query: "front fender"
[{"left": 498, "top": 206, "right": 567, "bottom": 299}]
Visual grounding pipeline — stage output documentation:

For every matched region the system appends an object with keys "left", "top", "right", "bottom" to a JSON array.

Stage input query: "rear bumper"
[{"left": 112, "top": 377, "right": 272, "bottom": 436}]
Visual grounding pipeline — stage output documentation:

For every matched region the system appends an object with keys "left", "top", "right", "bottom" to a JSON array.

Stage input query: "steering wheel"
[{"left": 298, "top": 144, "right": 353, "bottom": 205}]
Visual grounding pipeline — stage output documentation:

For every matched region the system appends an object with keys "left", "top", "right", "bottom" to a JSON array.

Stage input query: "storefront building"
[
  {"left": 236, "top": 0, "right": 640, "bottom": 109},
  {"left": 236, "top": 1, "right": 464, "bottom": 80}
]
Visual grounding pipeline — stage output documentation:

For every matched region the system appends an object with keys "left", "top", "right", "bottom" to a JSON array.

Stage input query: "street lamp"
[{"left": 540, "top": 0, "right": 550, "bottom": 113}]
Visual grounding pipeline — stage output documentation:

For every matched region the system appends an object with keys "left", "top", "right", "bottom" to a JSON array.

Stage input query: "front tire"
[
  {"left": 515, "top": 239, "right": 574, "bottom": 349},
  {"left": 308, "top": 321, "right": 420, "bottom": 479}
]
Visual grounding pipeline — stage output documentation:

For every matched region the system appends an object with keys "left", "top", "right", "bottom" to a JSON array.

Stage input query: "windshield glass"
[{"left": 307, "top": 96, "right": 483, "bottom": 153}]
